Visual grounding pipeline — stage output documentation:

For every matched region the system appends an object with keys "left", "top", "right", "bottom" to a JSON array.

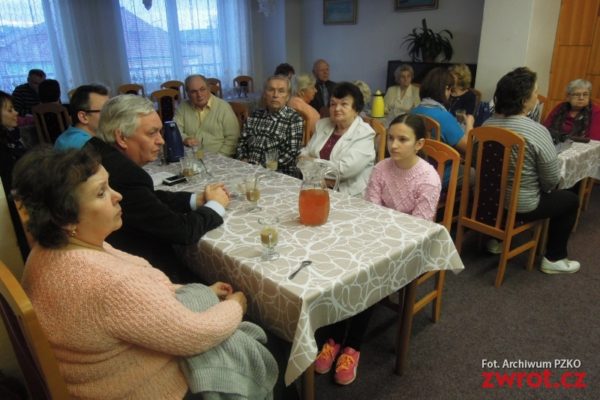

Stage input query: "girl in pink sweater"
[
  {"left": 13, "top": 147, "right": 250, "bottom": 400},
  {"left": 365, "top": 113, "right": 441, "bottom": 221}
]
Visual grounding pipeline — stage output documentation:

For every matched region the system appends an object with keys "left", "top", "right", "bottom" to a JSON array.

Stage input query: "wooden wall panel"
[
  {"left": 589, "top": 16, "right": 600, "bottom": 73},
  {"left": 556, "top": 0, "right": 599, "bottom": 45},
  {"left": 548, "top": 46, "right": 590, "bottom": 99},
  {"left": 588, "top": 75, "right": 600, "bottom": 98}
]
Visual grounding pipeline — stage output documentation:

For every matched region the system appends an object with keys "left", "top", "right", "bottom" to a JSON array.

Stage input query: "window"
[{"left": 119, "top": 0, "right": 252, "bottom": 94}]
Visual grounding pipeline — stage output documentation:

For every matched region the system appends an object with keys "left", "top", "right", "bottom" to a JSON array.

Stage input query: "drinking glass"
[
  {"left": 180, "top": 149, "right": 197, "bottom": 178},
  {"left": 265, "top": 149, "right": 278, "bottom": 173},
  {"left": 243, "top": 176, "right": 261, "bottom": 212},
  {"left": 258, "top": 216, "right": 279, "bottom": 261}
]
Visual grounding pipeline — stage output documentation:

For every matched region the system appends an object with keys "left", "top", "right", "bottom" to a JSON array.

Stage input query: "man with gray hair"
[
  {"left": 174, "top": 74, "right": 240, "bottom": 156},
  {"left": 85, "top": 94, "right": 230, "bottom": 282},
  {"left": 236, "top": 75, "right": 303, "bottom": 176}
]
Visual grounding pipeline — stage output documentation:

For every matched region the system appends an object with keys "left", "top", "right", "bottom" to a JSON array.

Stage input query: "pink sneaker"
[
  {"left": 314, "top": 339, "right": 341, "bottom": 374},
  {"left": 334, "top": 347, "right": 360, "bottom": 385}
]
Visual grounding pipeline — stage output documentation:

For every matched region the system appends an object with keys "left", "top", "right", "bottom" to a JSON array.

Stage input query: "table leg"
[
  {"left": 395, "top": 279, "right": 418, "bottom": 376},
  {"left": 573, "top": 177, "right": 590, "bottom": 232},
  {"left": 302, "top": 363, "right": 315, "bottom": 400}
]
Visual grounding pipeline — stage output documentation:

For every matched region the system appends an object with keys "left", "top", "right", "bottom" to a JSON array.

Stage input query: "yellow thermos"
[{"left": 371, "top": 90, "right": 385, "bottom": 118}]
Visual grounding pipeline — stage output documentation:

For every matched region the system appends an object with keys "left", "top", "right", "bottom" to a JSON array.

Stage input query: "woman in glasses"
[{"left": 543, "top": 79, "right": 600, "bottom": 140}]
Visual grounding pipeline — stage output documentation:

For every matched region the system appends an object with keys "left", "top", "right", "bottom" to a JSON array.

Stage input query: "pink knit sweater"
[
  {"left": 365, "top": 157, "right": 441, "bottom": 221},
  {"left": 21, "top": 243, "right": 243, "bottom": 400}
]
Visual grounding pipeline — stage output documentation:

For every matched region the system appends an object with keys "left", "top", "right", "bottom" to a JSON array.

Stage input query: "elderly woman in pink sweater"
[
  {"left": 365, "top": 113, "right": 441, "bottom": 220},
  {"left": 12, "top": 147, "right": 254, "bottom": 400}
]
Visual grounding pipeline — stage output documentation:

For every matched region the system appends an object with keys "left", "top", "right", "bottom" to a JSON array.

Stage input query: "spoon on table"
[{"left": 288, "top": 260, "right": 312, "bottom": 280}]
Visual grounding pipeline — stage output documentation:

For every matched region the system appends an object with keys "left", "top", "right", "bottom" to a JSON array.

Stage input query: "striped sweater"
[{"left": 483, "top": 115, "right": 559, "bottom": 213}]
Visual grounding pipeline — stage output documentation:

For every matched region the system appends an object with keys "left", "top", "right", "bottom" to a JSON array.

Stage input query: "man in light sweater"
[{"left": 174, "top": 74, "right": 240, "bottom": 157}]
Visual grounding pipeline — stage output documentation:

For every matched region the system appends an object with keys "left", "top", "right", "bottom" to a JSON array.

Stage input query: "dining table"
[
  {"left": 144, "top": 153, "right": 465, "bottom": 398},
  {"left": 556, "top": 139, "right": 600, "bottom": 229}
]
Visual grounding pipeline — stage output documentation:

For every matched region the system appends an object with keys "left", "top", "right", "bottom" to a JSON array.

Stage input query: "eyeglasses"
[{"left": 570, "top": 92, "right": 590, "bottom": 98}]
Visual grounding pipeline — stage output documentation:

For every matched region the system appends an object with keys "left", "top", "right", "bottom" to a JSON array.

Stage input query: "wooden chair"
[
  {"left": 206, "top": 78, "right": 223, "bottom": 98},
  {"left": 117, "top": 83, "right": 145, "bottom": 96},
  {"left": 150, "top": 89, "right": 179, "bottom": 122},
  {"left": 395, "top": 139, "right": 460, "bottom": 376},
  {"left": 0, "top": 260, "right": 69, "bottom": 399},
  {"left": 228, "top": 101, "right": 249, "bottom": 129},
  {"left": 160, "top": 80, "right": 185, "bottom": 101},
  {"left": 535, "top": 94, "right": 547, "bottom": 122},
  {"left": 31, "top": 103, "right": 71, "bottom": 144},
  {"left": 455, "top": 126, "right": 545, "bottom": 287},
  {"left": 233, "top": 75, "right": 254, "bottom": 94},
  {"left": 367, "top": 118, "right": 387, "bottom": 162},
  {"left": 291, "top": 106, "right": 312, "bottom": 146},
  {"left": 416, "top": 114, "right": 441, "bottom": 141}
]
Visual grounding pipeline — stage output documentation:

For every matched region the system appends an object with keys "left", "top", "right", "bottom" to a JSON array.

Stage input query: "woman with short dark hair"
[
  {"left": 299, "top": 82, "right": 375, "bottom": 196},
  {"left": 13, "top": 147, "right": 277, "bottom": 399},
  {"left": 410, "top": 67, "right": 474, "bottom": 156},
  {"left": 483, "top": 67, "right": 580, "bottom": 274}
]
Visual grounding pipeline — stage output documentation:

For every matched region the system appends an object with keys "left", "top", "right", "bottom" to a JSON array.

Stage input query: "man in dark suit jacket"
[
  {"left": 309, "top": 59, "right": 336, "bottom": 117},
  {"left": 86, "top": 94, "right": 230, "bottom": 282}
]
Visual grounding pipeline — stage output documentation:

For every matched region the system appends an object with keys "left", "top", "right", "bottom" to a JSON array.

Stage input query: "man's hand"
[
  {"left": 205, "top": 182, "right": 230, "bottom": 208},
  {"left": 209, "top": 281, "right": 233, "bottom": 299},
  {"left": 183, "top": 137, "right": 200, "bottom": 147}
]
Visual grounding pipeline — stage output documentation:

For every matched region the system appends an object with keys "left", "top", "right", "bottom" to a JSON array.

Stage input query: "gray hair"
[
  {"left": 394, "top": 64, "right": 414, "bottom": 81},
  {"left": 184, "top": 74, "right": 208, "bottom": 91},
  {"left": 264, "top": 75, "right": 292, "bottom": 94},
  {"left": 566, "top": 79, "right": 592, "bottom": 95},
  {"left": 353, "top": 80, "right": 372, "bottom": 103},
  {"left": 97, "top": 94, "right": 156, "bottom": 144},
  {"left": 293, "top": 73, "right": 316, "bottom": 96}
]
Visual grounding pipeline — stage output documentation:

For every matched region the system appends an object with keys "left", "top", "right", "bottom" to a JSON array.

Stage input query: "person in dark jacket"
[{"left": 85, "top": 94, "right": 230, "bottom": 282}]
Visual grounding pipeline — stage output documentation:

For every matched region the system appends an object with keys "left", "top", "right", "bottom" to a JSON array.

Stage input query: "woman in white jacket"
[{"left": 299, "top": 82, "right": 375, "bottom": 197}]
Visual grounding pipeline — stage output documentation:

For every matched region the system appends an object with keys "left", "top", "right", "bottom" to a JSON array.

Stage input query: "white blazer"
[{"left": 301, "top": 116, "right": 375, "bottom": 196}]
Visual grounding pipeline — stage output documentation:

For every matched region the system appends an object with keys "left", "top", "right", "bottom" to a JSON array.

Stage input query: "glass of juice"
[{"left": 258, "top": 216, "right": 279, "bottom": 261}]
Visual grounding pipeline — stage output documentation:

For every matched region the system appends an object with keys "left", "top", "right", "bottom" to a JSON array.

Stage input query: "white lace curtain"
[{"left": 0, "top": 0, "right": 253, "bottom": 96}]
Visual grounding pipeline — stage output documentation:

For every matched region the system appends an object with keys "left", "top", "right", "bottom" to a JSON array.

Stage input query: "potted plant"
[{"left": 402, "top": 18, "right": 454, "bottom": 62}]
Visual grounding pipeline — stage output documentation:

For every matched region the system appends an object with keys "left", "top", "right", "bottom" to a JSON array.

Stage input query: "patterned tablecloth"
[
  {"left": 557, "top": 139, "right": 600, "bottom": 189},
  {"left": 145, "top": 153, "right": 465, "bottom": 385}
]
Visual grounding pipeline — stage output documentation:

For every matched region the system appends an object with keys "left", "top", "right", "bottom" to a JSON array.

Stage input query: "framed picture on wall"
[
  {"left": 323, "top": 0, "right": 357, "bottom": 25},
  {"left": 395, "top": 0, "right": 438, "bottom": 12}
]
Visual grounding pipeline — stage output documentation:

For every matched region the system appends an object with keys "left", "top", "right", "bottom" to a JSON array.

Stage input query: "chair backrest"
[
  {"left": 150, "top": 88, "right": 179, "bottom": 122},
  {"left": 459, "top": 126, "right": 527, "bottom": 232},
  {"left": 420, "top": 139, "right": 460, "bottom": 231},
  {"left": 31, "top": 103, "right": 71, "bottom": 144},
  {"left": 0, "top": 260, "right": 69, "bottom": 399},
  {"left": 117, "top": 83, "right": 145, "bottom": 97},
  {"left": 416, "top": 114, "right": 441, "bottom": 141},
  {"left": 206, "top": 78, "right": 223, "bottom": 98},
  {"left": 367, "top": 118, "right": 387, "bottom": 162},
  {"left": 290, "top": 106, "right": 312, "bottom": 146},
  {"left": 233, "top": 75, "right": 254, "bottom": 93},
  {"left": 160, "top": 80, "right": 184, "bottom": 101},
  {"left": 534, "top": 94, "right": 547, "bottom": 122},
  {"left": 228, "top": 101, "right": 249, "bottom": 129}
]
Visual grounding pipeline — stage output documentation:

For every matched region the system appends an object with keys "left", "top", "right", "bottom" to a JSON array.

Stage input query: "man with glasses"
[
  {"left": 174, "top": 74, "right": 240, "bottom": 156},
  {"left": 54, "top": 84, "right": 109, "bottom": 150},
  {"left": 236, "top": 75, "right": 303, "bottom": 176}
]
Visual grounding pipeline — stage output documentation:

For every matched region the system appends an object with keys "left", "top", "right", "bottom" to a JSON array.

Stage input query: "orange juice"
[{"left": 299, "top": 189, "right": 330, "bottom": 226}]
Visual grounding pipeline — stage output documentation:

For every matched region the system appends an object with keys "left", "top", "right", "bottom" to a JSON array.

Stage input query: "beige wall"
[
  {"left": 0, "top": 179, "right": 25, "bottom": 380},
  {"left": 476, "top": 0, "right": 561, "bottom": 100}
]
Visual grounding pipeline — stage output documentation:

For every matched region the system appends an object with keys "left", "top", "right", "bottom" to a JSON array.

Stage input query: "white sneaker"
[
  {"left": 486, "top": 238, "right": 502, "bottom": 255},
  {"left": 540, "top": 257, "right": 580, "bottom": 274}
]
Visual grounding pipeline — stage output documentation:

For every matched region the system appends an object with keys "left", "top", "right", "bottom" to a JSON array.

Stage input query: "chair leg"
[
  {"left": 455, "top": 224, "right": 464, "bottom": 254},
  {"left": 494, "top": 238, "right": 512, "bottom": 288},
  {"left": 395, "top": 280, "right": 418, "bottom": 376},
  {"left": 526, "top": 224, "right": 543, "bottom": 271},
  {"left": 572, "top": 178, "right": 589, "bottom": 232},
  {"left": 431, "top": 271, "right": 445, "bottom": 323}
]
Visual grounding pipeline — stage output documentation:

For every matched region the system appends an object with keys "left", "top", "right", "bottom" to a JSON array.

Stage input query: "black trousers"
[{"left": 518, "top": 189, "right": 579, "bottom": 261}]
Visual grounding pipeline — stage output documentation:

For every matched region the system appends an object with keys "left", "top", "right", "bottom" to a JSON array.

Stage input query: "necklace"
[{"left": 66, "top": 237, "right": 106, "bottom": 252}]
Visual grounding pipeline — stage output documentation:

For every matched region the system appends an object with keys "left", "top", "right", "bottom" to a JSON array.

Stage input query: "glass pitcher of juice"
[{"left": 297, "top": 159, "right": 340, "bottom": 226}]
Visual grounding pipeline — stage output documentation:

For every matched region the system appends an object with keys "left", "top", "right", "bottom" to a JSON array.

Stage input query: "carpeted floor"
[{"left": 310, "top": 185, "right": 599, "bottom": 400}]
